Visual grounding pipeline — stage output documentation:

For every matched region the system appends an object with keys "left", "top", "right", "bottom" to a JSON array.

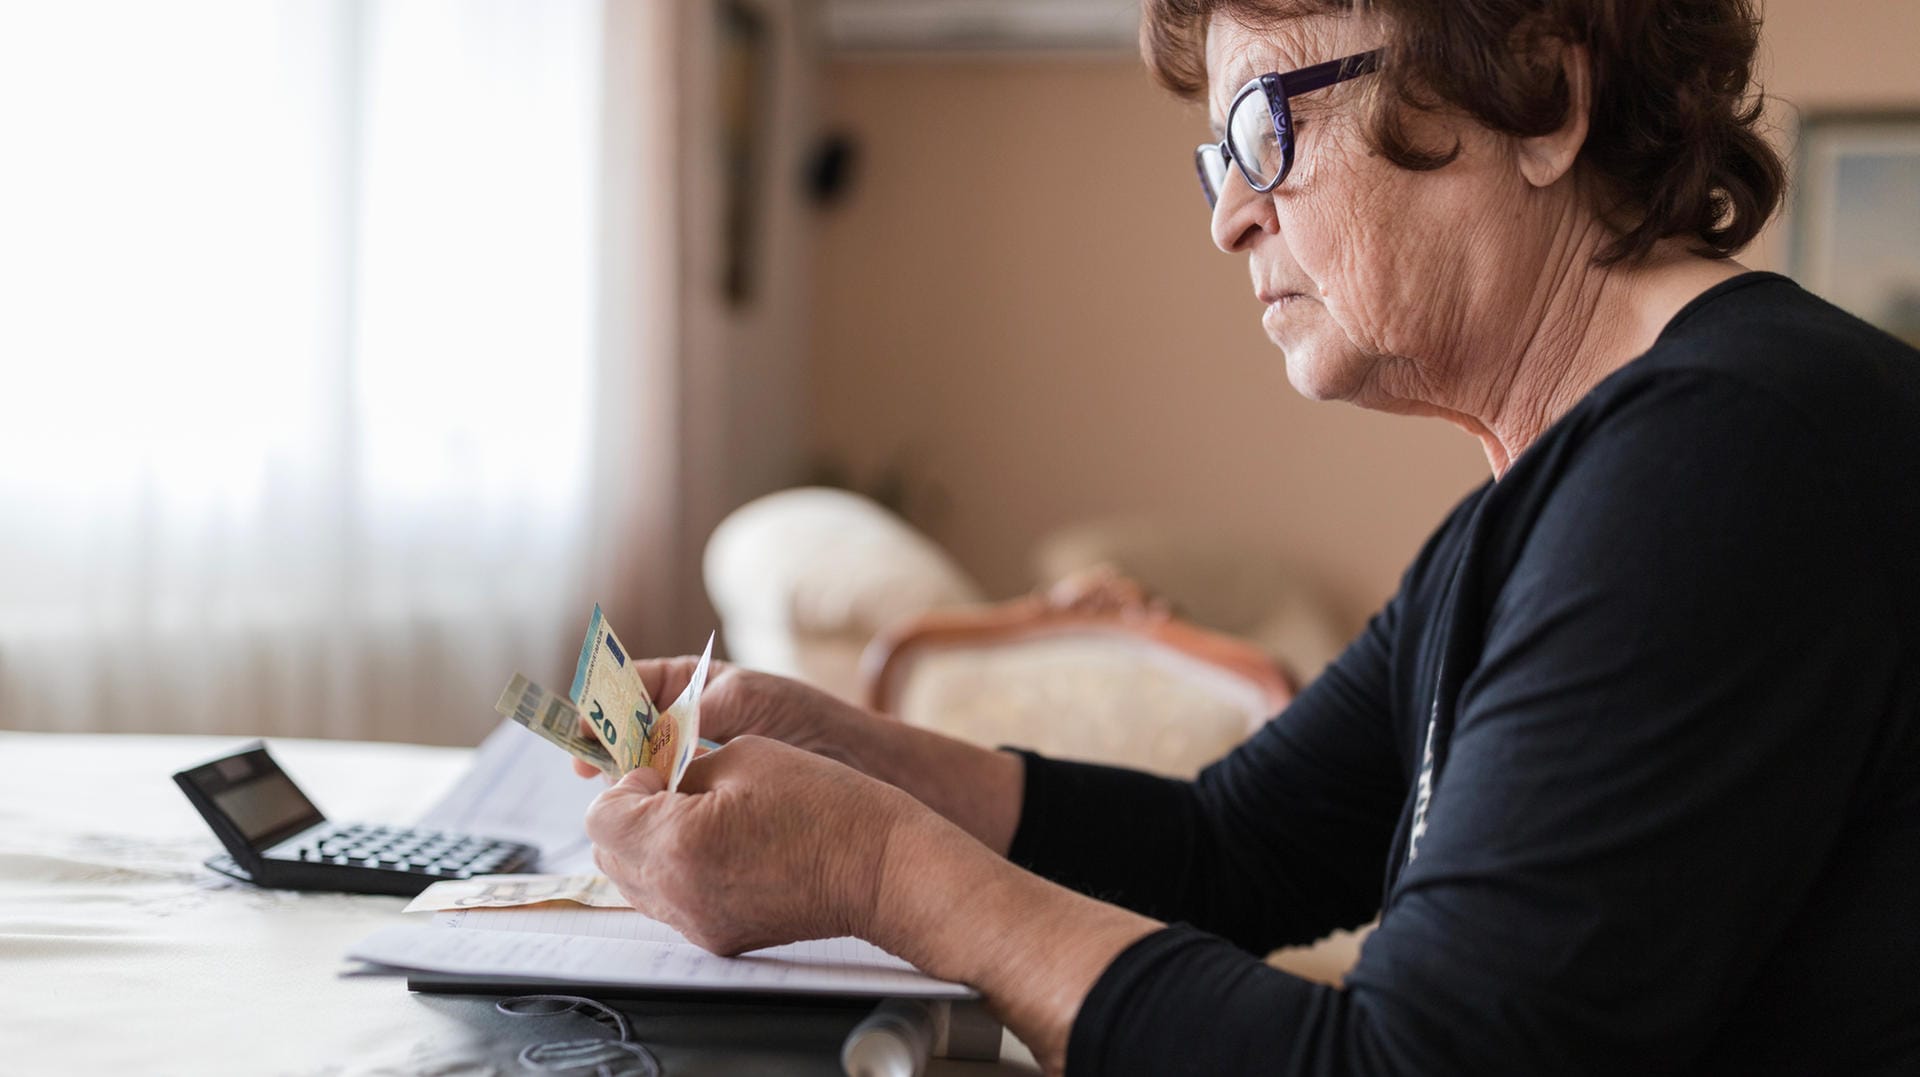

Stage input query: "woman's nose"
[{"left": 1209, "top": 170, "right": 1276, "bottom": 254}]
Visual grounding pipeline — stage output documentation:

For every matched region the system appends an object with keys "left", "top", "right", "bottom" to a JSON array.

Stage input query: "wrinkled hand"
[
  {"left": 583, "top": 735, "right": 921, "bottom": 955},
  {"left": 569, "top": 653, "right": 1026, "bottom": 859},
  {"left": 572, "top": 659, "right": 872, "bottom": 781}
]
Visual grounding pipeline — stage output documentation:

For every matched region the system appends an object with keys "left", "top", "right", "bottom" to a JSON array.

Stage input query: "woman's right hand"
[
  {"left": 570, "top": 656, "right": 1025, "bottom": 856},
  {"left": 569, "top": 657, "right": 874, "bottom": 778}
]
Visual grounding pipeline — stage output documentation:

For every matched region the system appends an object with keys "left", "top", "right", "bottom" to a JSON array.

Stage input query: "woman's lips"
[{"left": 1260, "top": 292, "right": 1308, "bottom": 337}]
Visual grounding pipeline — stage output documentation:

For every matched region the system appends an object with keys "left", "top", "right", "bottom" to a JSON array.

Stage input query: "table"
[{"left": 0, "top": 731, "right": 1039, "bottom": 1075}]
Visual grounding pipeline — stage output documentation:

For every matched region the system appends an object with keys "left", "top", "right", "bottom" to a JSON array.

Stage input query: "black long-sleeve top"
[{"left": 1007, "top": 274, "right": 1920, "bottom": 1075}]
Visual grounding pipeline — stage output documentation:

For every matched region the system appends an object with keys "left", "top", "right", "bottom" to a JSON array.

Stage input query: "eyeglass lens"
[
  {"left": 1228, "top": 86, "right": 1284, "bottom": 188},
  {"left": 1196, "top": 144, "right": 1228, "bottom": 208},
  {"left": 1196, "top": 88, "right": 1290, "bottom": 210}
]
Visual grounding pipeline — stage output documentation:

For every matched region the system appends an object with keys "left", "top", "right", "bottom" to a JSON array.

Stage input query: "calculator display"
[
  {"left": 213, "top": 773, "right": 321, "bottom": 842},
  {"left": 178, "top": 745, "right": 325, "bottom": 847}
]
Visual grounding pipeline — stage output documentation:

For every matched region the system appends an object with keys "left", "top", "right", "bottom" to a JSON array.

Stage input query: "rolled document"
[
  {"left": 842, "top": 1000, "right": 933, "bottom": 1077},
  {"left": 841, "top": 1000, "right": 1001, "bottom": 1074}
]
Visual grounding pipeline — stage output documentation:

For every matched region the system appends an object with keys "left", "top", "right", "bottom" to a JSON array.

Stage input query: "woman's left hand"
[
  {"left": 583, "top": 735, "right": 921, "bottom": 954},
  {"left": 588, "top": 734, "right": 1162, "bottom": 1076}
]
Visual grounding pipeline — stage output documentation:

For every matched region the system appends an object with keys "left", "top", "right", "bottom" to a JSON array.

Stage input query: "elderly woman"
[{"left": 581, "top": 0, "right": 1920, "bottom": 1072}]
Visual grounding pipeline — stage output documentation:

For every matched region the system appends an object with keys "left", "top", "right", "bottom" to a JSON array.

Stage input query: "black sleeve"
[
  {"left": 1062, "top": 376, "right": 1901, "bottom": 1075},
  {"left": 1008, "top": 588, "right": 1408, "bottom": 952}
]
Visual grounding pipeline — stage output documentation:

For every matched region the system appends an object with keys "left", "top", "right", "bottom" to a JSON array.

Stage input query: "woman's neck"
[{"left": 1443, "top": 238, "right": 1748, "bottom": 478}]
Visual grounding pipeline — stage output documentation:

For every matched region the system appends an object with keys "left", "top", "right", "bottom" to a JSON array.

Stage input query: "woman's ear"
[{"left": 1517, "top": 41, "right": 1592, "bottom": 188}]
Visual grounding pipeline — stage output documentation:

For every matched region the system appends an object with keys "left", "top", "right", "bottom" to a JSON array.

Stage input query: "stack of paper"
[{"left": 348, "top": 900, "right": 973, "bottom": 1000}]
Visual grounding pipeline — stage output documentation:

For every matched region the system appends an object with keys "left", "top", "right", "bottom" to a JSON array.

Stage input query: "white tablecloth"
[{"left": 0, "top": 731, "right": 1035, "bottom": 1076}]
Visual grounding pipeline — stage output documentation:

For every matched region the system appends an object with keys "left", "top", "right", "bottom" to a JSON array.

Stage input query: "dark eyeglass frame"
[{"left": 1196, "top": 49, "right": 1383, "bottom": 209}]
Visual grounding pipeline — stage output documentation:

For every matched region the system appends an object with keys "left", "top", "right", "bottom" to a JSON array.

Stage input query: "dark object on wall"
[
  {"left": 719, "top": 0, "right": 771, "bottom": 308},
  {"left": 805, "top": 132, "right": 860, "bottom": 208},
  {"left": 1793, "top": 111, "right": 1920, "bottom": 349},
  {"left": 804, "top": 449, "right": 950, "bottom": 530}
]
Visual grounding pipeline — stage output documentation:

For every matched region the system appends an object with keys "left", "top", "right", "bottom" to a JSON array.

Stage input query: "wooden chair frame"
[{"left": 860, "top": 568, "right": 1296, "bottom": 721}]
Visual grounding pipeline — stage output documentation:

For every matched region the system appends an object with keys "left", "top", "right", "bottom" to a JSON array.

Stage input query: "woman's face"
[{"left": 1205, "top": 14, "right": 1547, "bottom": 409}]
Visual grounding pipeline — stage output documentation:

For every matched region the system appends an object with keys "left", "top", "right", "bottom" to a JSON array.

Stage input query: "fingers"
[
  {"left": 575, "top": 652, "right": 730, "bottom": 756},
  {"left": 670, "top": 735, "right": 795, "bottom": 794},
  {"left": 584, "top": 766, "right": 669, "bottom": 848},
  {"left": 616, "top": 765, "right": 668, "bottom": 796},
  {"left": 671, "top": 748, "right": 724, "bottom": 794},
  {"left": 631, "top": 655, "right": 732, "bottom": 709}
]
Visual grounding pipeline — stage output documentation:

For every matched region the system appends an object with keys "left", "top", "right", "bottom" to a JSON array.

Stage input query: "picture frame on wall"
[{"left": 1793, "top": 111, "right": 1920, "bottom": 349}]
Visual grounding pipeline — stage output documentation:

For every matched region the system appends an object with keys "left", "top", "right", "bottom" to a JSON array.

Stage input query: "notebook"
[{"left": 348, "top": 903, "right": 975, "bottom": 1000}]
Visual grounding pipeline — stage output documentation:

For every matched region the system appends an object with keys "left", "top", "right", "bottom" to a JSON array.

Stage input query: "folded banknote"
[
  {"left": 496, "top": 608, "right": 714, "bottom": 791},
  {"left": 402, "top": 873, "right": 631, "bottom": 913},
  {"left": 495, "top": 674, "right": 614, "bottom": 774},
  {"left": 569, "top": 606, "right": 713, "bottom": 791}
]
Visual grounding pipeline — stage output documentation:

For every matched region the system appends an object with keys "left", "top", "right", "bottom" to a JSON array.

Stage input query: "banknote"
[
  {"left": 494, "top": 673, "right": 614, "bottom": 775},
  {"left": 663, "top": 632, "right": 714, "bottom": 792},
  {"left": 402, "top": 873, "right": 632, "bottom": 914},
  {"left": 571, "top": 604, "right": 670, "bottom": 780}
]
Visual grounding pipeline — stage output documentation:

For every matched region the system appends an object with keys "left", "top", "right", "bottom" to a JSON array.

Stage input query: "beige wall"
[
  {"left": 1747, "top": 0, "right": 1920, "bottom": 270},
  {"left": 806, "top": 1, "right": 1920, "bottom": 631},
  {"left": 668, "top": 0, "right": 820, "bottom": 643}
]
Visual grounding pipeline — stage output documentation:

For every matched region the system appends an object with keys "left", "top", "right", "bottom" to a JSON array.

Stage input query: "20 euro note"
[
  {"left": 496, "top": 641, "right": 716, "bottom": 787},
  {"left": 569, "top": 605, "right": 715, "bottom": 790},
  {"left": 572, "top": 604, "right": 665, "bottom": 778}
]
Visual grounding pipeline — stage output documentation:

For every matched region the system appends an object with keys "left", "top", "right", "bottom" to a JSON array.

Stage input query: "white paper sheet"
[
  {"left": 351, "top": 908, "right": 974, "bottom": 999},
  {"left": 395, "top": 724, "right": 974, "bottom": 999},
  {"left": 415, "top": 720, "right": 602, "bottom": 872}
]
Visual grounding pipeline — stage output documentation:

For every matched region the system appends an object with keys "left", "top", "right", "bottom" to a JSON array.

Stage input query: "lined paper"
[{"left": 351, "top": 915, "right": 974, "bottom": 999}]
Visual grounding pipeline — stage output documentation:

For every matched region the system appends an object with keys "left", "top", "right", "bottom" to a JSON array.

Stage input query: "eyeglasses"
[{"left": 1195, "top": 50, "right": 1382, "bottom": 209}]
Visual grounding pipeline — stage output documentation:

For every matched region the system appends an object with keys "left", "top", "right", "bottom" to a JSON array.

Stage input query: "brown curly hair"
[{"left": 1144, "top": 0, "right": 1785, "bottom": 265}]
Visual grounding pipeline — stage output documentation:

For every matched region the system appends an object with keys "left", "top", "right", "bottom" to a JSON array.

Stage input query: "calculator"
[{"left": 173, "top": 741, "right": 538, "bottom": 897}]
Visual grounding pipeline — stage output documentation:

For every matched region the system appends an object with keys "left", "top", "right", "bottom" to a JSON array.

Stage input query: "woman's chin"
[
  {"left": 1281, "top": 337, "right": 1371, "bottom": 402},
  {"left": 1265, "top": 301, "right": 1367, "bottom": 401}
]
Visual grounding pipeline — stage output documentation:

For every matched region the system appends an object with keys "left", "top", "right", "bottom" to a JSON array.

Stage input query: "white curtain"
[{"left": 0, "top": 1, "right": 672, "bottom": 744}]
